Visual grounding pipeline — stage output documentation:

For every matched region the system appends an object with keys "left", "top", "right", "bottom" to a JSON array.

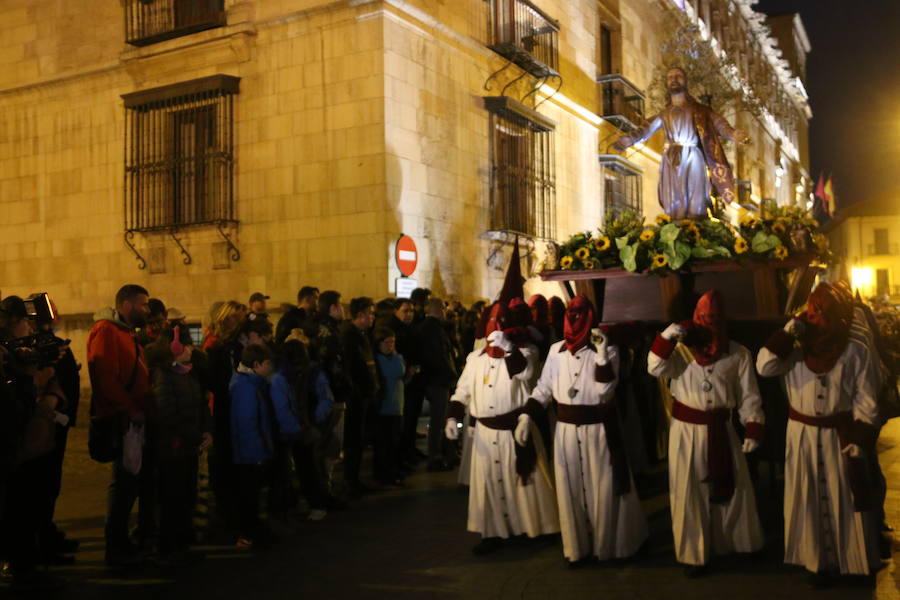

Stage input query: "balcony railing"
[
  {"left": 867, "top": 243, "right": 898, "bottom": 256},
  {"left": 597, "top": 74, "right": 645, "bottom": 133},
  {"left": 125, "top": 0, "right": 226, "bottom": 47},
  {"left": 487, "top": 0, "right": 560, "bottom": 79}
]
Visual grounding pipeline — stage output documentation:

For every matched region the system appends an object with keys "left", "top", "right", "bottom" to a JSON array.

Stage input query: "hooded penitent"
[
  {"left": 687, "top": 290, "right": 728, "bottom": 366},
  {"left": 549, "top": 296, "right": 566, "bottom": 342},
  {"left": 563, "top": 295, "right": 595, "bottom": 354},
  {"left": 528, "top": 294, "right": 549, "bottom": 329},
  {"left": 483, "top": 235, "right": 528, "bottom": 358},
  {"left": 483, "top": 302, "right": 507, "bottom": 359},
  {"left": 800, "top": 282, "right": 853, "bottom": 374},
  {"left": 473, "top": 303, "right": 492, "bottom": 341}
]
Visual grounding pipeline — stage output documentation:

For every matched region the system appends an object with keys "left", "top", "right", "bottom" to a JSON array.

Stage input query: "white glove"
[
  {"left": 784, "top": 318, "right": 805, "bottom": 338},
  {"left": 841, "top": 443, "right": 862, "bottom": 458},
  {"left": 444, "top": 418, "right": 459, "bottom": 441},
  {"left": 514, "top": 414, "right": 531, "bottom": 446},
  {"left": 486, "top": 330, "right": 514, "bottom": 353},
  {"left": 591, "top": 328, "right": 609, "bottom": 365},
  {"left": 662, "top": 323, "right": 686, "bottom": 341},
  {"left": 741, "top": 438, "right": 759, "bottom": 453}
]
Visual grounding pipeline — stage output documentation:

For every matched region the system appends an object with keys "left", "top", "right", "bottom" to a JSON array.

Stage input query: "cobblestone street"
[{"left": 3, "top": 415, "right": 895, "bottom": 599}]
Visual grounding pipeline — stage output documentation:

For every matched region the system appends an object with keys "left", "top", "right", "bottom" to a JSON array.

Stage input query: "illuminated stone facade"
[{"left": 0, "top": 0, "right": 809, "bottom": 355}]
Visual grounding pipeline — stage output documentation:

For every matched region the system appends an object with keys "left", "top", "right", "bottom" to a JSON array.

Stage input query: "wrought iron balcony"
[
  {"left": 487, "top": 0, "right": 560, "bottom": 79},
  {"left": 599, "top": 154, "right": 643, "bottom": 216},
  {"left": 867, "top": 243, "right": 898, "bottom": 256},
  {"left": 597, "top": 74, "right": 645, "bottom": 133},
  {"left": 125, "top": 0, "right": 225, "bottom": 47}
]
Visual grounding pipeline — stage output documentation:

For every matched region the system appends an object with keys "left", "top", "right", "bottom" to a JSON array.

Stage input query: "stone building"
[
  {"left": 0, "top": 0, "right": 809, "bottom": 355},
  {"left": 825, "top": 198, "right": 900, "bottom": 303}
]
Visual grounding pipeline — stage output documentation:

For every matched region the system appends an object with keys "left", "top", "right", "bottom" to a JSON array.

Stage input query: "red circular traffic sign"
[{"left": 395, "top": 235, "right": 418, "bottom": 276}]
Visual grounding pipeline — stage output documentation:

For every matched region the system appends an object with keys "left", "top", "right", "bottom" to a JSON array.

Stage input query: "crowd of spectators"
[{"left": 0, "top": 283, "right": 528, "bottom": 591}]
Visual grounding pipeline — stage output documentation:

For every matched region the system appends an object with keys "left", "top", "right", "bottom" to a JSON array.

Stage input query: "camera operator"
[
  {"left": 34, "top": 300, "right": 81, "bottom": 564},
  {"left": 0, "top": 296, "right": 66, "bottom": 591},
  {"left": 87, "top": 284, "right": 153, "bottom": 567}
]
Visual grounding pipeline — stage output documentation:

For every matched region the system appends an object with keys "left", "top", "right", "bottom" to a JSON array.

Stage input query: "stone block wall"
[{"left": 0, "top": 0, "right": 809, "bottom": 367}]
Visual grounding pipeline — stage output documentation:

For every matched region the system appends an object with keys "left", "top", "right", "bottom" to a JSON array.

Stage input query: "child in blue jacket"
[{"left": 229, "top": 344, "right": 275, "bottom": 547}]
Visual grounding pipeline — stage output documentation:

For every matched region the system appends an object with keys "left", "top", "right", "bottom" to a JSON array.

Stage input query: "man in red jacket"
[{"left": 87, "top": 284, "right": 151, "bottom": 567}]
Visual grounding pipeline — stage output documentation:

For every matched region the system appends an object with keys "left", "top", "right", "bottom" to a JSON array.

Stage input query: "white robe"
[
  {"left": 647, "top": 340, "right": 764, "bottom": 565},
  {"left": 450, "top": 345, "right": 559, "bottom": 539},
  {"left": 531, "top": 341, "right": 648, "bottom": 561},
  {"left": 757, "top": 337, "right": 881, "bottom": 575}
]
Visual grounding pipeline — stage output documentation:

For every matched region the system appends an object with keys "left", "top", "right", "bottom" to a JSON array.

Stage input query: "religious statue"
[{"left": 612, "top": 67, "right": 750, "bottom": 219}]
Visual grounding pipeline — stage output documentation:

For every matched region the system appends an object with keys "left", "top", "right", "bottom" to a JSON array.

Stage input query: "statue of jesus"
[{"left": 612, "top": 67, "right": 750, "bottom": 219}]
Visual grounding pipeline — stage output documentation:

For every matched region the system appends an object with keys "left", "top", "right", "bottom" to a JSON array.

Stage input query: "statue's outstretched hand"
[
  {"left": 611, "top": 136, "right": 632, "bottom": 152},
  {"left": 734, "top": 129, "right": 751, "bottom": 144}
]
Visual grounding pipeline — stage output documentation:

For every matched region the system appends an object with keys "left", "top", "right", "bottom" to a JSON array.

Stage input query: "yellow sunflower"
[
  {"left": 685, "top": 223, "right": 701, "bottom": 240},
  {"left": 583, "top": 259, "right": 596, "bottom": 270},
  {"left": 734, "top": 237, "right": 748, "bottom": 254},
  {"left": 594, "top": 236, "right": 611, "bottom": 251},
  {"left": 652, "top": 254, "right": 668, "bottom": 268},
  {"left": 575, "top": 246, "right": 590, "bottom": 260},
  {"left": 560, "top": 255, "right": 574, "bottom": 269},
  {"left": 773, "top": 245, "right": 789, "bottom": 260},
  {"left": 639, "top": 229, "right": 656, "bottom": 242},
  {"left": 771, "top": 221, "right": 787, "bottom": 235},
  {"left": 740, "top": 214, "right": 759, "bottom": 228},
  {"left": 656, "top": 214, "right": 672, "bottom": 225}
]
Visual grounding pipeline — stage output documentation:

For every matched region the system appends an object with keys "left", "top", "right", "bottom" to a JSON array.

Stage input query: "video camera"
[{"left": 1, "top": 293, "right": 70, "bottom": 368}]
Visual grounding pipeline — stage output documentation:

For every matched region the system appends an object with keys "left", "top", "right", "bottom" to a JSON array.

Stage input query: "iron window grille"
[
  {"left": 122, "top": 75, "right": 239, "bottom": 233},
  {"left": 486, "top": 0, "right": 560, "bottom": 79},
  {"left": 599, "top": 154, "right": 642, "bottom": 216},
  {"left": 485, "top": 96, "right": 556, "bottom": 240},
  {"left": 125, "top": 0, "right": 226, "bottom": 47},
  {"left": 597, "top": 74, "right": 645, "bottom": 133}
]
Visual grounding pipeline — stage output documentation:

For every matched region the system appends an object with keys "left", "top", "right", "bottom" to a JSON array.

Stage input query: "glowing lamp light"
[{"left": 851, "top": 267, "right": 874, "bottom": 294}]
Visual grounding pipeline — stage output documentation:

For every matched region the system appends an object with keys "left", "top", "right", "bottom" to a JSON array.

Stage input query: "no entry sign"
[{"left": 395, "top": 234, "right": 418, "bottom": 276}]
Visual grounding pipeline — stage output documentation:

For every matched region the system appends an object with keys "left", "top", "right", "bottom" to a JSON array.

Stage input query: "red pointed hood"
[
  {"left": 688, "top": 290, "right": 728, "bottom": 366},
  {"left": 563, "top": 295, "right": 595, "bottom": 354},
  {"left": 800, "top": 282, "right": 852, "bottom": 373}
]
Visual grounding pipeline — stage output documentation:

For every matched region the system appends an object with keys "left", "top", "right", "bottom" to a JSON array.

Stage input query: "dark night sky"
[{"left": 753, "top": 0, "right": 900, "bottom": 211}]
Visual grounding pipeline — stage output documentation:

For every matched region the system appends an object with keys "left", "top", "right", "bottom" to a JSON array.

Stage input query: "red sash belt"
[
  {"left": 556, "top": 402, "right": 631, "bottom": 496},
  {"left": 477, "top": 408, "right": 536, "bottom": 483},
  {"left": 788, "top": 407, "right": 872, "bottom": 512},
  {"left": 671, "top": 399, "right": 734, "bottom": 504},
  {"left": 787, "top": 407, "right": 851, "bottom": 437},
  {"left": 477, "top": 409, "right": 521, "bottom": 431}
]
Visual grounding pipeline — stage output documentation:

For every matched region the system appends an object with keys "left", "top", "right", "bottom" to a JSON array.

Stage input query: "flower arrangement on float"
[{"left": 553, "top": 201, "right": 832, "bottom": 276}]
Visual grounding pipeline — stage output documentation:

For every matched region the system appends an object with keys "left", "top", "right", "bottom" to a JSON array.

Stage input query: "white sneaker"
[{"left": 307, "top": 509, "right": 327, "bottom": 521}]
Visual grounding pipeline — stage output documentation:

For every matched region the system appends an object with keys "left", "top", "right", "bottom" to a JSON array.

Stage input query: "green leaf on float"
[
  {"left": 615, "top": 235, "right": 631, "bottom": 250},
  {"left": 665, "top": 240, "right": 691, "bottom": 270},
  {"left": 691, "top": 246, "right": 717, "bottom": 259},
  {"left": 659, "top": 223, "right": 681, "bottom": 244},
  {"left": 620, "top": 243, "right": 638, "bottom": 272},
  {"left": 751, "top": 230, "right": 778, "bottom": 253}
]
